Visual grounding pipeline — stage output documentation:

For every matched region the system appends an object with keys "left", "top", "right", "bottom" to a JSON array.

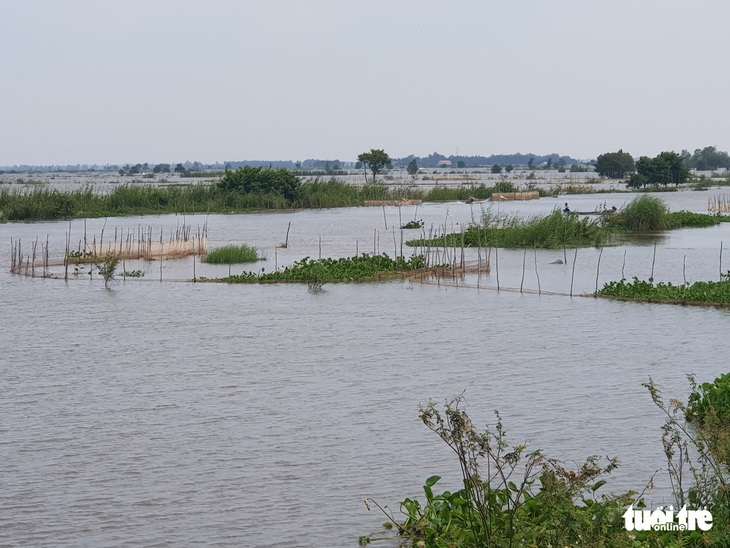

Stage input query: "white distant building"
[{"left": 438, "top": 160, "right": 452, "bottom": 167}]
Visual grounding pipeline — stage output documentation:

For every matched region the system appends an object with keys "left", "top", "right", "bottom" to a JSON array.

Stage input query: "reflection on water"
[{"left": 1, "top": 195, "right": 729, "bottom": 546}]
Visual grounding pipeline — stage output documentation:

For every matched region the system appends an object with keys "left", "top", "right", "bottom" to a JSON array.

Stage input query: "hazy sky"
[{"left": 2, "top": 1, "right": 729, "bottom": 165}]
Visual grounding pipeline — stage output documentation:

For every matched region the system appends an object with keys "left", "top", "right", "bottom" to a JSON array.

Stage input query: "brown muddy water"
[{"left": 1, "top": 191, "right": 730, "bottom": 546}]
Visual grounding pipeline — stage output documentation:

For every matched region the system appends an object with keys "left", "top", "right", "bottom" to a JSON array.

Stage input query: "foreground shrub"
[
  {"left": 362, "top": 384, "right": 730, "bottom": 547},
  {"left": 686, "top": 373, "right": 730, "bottom": 466},
  {"left": 364, "top": 397, "right": 635, "bottom": 547}
]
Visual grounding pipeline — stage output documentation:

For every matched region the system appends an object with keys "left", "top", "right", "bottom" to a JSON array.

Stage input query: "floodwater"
[{"left": 2, "top": 188, "right": 730, "bottom": 547}]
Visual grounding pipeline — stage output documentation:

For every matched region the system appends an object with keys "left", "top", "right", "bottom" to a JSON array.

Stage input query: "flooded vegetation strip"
[
  {"left": 409, "top": 209, "right": 611, "bottom": 249},
  {"left": 408, "top": 195, "right": 730, "bottom": 250},
  {"left": 597, "top": 276, "right": 730, "bottom": 307},
  {"left": 208, "top": 254, "right": 431, "bottom": 284},
  {"left": 0, "top": 173, "right": 526, "bottom": 221}
]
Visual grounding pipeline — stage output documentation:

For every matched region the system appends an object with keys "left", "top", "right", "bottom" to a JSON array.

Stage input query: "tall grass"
[
  {"left": 203, "top": 244, "right": 262, "bottom": 264},
  {"left": 423, "top": 182, "right": 517, "bottom": 202},
  {"left": 408, "top": 209, "right": 609, "bottom": 249},
  {"left": 0, "top": 179, "right": 429, "bottom": 220},
  {"left": 613, "top": 195, "right": 668, "bottom": 231}
]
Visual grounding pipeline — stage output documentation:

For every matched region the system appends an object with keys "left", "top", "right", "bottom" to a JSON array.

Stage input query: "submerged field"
[{"left": 3, "top": 187, "right": 730, "bottom": 546}]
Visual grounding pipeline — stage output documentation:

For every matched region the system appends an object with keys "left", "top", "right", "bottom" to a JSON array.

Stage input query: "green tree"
[
  {"left": 505, "top": 164, "right": 514, "bottom": 173},
  {"left": 406, "top": 159, "right": 418, "bottom": 175},
  {"left": 217, "top": 166, "right": 301, "bottom": 201},
  {"left": 683, "top": 146, "right": 730, "bottom": 171},
  {"left": 627, "top": 151, "right": 691, "bottom": 188},
  {"left": 491, "top": 164, "right": 502, "bottom": 174},
  {"left": 457, "top": 160, "right": 466, "bottom": 169},
  {"left": 595, "top": 150, "right": 635, "bottom": 178},
  {"left": 174, "top": 163, "right": 186, "bottom": 173},
  {"left": 357, "top": 149, "right": 391, "bottom": 183}
]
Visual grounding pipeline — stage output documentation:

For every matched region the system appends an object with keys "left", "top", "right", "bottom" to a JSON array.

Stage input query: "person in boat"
[{"left": 563, "top": 202, "right": 570, "bottom": 213}]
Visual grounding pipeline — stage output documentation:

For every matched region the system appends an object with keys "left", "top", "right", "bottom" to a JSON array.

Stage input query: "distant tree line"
[
  {"left": 681, "top": 146, "right": 730, "bottom": 171},
  {"left": 5, "top": 146, "right": 730, "bottom": 176},
  {"left": 391, "top": 152, "right": 581, "bottom": 169}
]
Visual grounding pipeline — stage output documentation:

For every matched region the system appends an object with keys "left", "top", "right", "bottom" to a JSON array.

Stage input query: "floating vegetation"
[
  {"left": 203, "top": 244, "right": 263, "bottom": 264},
  {"left": 400, "top": 219, "right": 424, "bottom": 229},
  {"left": 219, "top": 254, "right": 429, "bottom": 284},
  {"left": 598, "top": 276, "right": 730, "bottom": 306},
  {"left": 410, "top": 197, "right": 730, "bottom": 251}
]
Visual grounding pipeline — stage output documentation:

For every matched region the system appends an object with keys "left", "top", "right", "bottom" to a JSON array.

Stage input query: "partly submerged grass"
[
  {"left": 408, "top": 209, "right": 611, "bottom": 250},
  {"left": 204, "top": 244, "right": 263, "bottom": 264},
  {"left": 0, "top": 180, "right": 425, "bottom": 220},
  {"left": 408, "top": 196, "right": 730, "bottom": 251},
  {"left": 609, "top": 194, "right": 667, "bottom": 231}
]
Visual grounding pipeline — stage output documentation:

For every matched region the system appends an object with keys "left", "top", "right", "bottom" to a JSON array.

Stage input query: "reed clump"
[
  {"left": 203, "top": 244, "right": 263, "bottom": 264},
  {"left": 423, "top": 182, "right": 517, "bottom": 202},
  {"left": 408, "top": 209, "right": 609, "bottom": 250},
  {"left": 603, "top": 195, "right": 729, "bottom": 232},
  {"left": 609, "top": 195, "right": 668, "bottom": 231}
]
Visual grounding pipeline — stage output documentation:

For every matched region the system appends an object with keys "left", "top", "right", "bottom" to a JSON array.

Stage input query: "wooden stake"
[
  {"left": 570, "top": 248, "right": 578, "bottom": 297},
  {"left": 594, "top": 248, "right": 603, "bottom": 297},
  {"left": 521, "top": 249, "right": 526, "bottom": 293}
]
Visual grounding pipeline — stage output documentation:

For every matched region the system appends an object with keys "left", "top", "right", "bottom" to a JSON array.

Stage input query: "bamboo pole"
[
  {"left": 594, "top": 248, "right": 603, "bottom": 296},
  {"left": 570, "top": 248, "right": 578, "bottom": 297},
  {"left": 534, "top": 250, "right": 541, "bottom": 295},
  {"left": 495, "top": 246, "right": 499, "bottom": 291},
  {"left": 520, "top": 249, "right": 526, "bottom": 293},
  {"left": 720, "top": 241, "right": 724, "bottom": 281}
]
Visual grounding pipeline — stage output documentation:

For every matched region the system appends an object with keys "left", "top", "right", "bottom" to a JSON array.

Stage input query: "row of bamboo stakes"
[
  {"left": 10, "top": 220, "right": 208, "bottom": 280},
  {"left": 708, "top": 194, "right": 730, "bottom": 214},
  {"left": 412, "top": 241, "right": 728, "bottom": 298}
]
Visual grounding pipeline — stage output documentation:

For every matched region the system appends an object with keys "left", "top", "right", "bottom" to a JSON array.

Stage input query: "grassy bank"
[
  {"left": 0, "top": 181, "right": 409, "bottom": 220},
  {"left": 0, "top": 178, "right": 555, "bottom": 222}
]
